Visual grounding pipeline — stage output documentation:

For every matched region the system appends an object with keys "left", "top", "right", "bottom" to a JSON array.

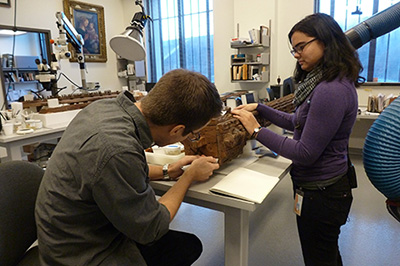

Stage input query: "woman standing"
[{"left": 232, "top": 13, "right": 363, "bottom": 265}]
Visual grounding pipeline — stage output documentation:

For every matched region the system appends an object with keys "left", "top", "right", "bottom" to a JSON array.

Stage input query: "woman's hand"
[
  {"left": 233, "top": 103, "right": 259, "bottom": 114},
  {"left": 231, "top": 108, "right": 261, "bottom": 135}
]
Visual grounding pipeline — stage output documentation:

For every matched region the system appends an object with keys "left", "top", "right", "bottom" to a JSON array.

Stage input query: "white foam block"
[
  {"left": 145, "top": 152, "right": 185, "bottom": 165},
  {"left": 32, "top": 109, "right": 81, "bottom": 128}
]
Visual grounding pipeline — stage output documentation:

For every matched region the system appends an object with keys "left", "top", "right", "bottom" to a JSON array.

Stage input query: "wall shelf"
[
  {"left": 116, "top": 56, "right": 147, "bottom": 91},
  {"left": 230, "top": 21, "right": 271, "bottom": 83},
  {"left": 2, "top": 68, "right": 40, "bottom": 101}
]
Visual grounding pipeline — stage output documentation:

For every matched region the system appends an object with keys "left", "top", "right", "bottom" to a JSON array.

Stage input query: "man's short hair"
[{"left": 141, "top": 69, "right": 222, "bottom": 135}]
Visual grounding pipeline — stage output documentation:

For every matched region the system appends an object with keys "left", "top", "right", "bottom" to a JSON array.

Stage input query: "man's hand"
[
  {"left": 181, "top": 156, "right": 219, "bottom": 182},
  {"left": 158, "top": 156, "right": 219, "bottom": 221},
  {"left": 167, "top": 155, "right": 200, "bottom": 180}
]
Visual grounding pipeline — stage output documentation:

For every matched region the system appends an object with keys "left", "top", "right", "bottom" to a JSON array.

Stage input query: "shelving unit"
[
  {"left": 3, "top": 68, "right": 38, "bottom": 84},
  {"left": 230, "top": 21, "right": 271, "bottom": 83},
  {"left": 116, "top": 56, "right": 147, "bottom": 91},
  {"left": 2, "top": 68, "right": 40, "bottom": 102}
]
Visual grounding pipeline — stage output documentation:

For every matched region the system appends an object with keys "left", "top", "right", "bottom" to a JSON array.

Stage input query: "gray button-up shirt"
[{"left": 35, "top": 92, "right": 170, "bottom": 265}]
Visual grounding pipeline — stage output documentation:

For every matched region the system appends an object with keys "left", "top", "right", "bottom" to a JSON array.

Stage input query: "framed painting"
[
  {"left": 0, "top": 0, "right": 10, "bottom": 7},
  {"left": 63, "top": 0, "right": 107, "bottom": 62}
]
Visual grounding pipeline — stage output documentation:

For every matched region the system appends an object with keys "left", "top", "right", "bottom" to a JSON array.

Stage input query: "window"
[
  {"left": 145, "top": 0, "right": 214, "bottom": 82},
  {"left": 316, "top": 0, "right": 400, "bottom": 82}
]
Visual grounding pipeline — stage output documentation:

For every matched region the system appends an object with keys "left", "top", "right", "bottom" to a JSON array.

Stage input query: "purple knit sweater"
[{"left": 256, "top": 77, "right": 358, "bottom": 182}]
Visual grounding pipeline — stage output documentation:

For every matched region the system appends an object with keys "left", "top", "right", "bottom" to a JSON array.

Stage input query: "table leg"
[
  {"left": 224, "top": 207, "right": 250, "bottom": 266},
  {"left": 2, "top": 145, "right": 22, "bottom": 162}
]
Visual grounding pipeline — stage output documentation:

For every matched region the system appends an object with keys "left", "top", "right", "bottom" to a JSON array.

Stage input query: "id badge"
[{"left": 294, "top": 189, "right": 304, "bottom": 216}]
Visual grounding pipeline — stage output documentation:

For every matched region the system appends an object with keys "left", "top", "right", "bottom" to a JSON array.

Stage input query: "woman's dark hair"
[
  {"left": 288, "top": 13, "right": 364, "bottom": 87},
  {"left": 140, "top": 69, "right": 222, "bottom": 135}
]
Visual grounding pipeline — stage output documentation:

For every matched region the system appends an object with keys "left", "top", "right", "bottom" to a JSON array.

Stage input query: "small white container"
[
  {"left": 163, "top": 145, "right": 181, "bottom": 155},
  {"left": 24, "top": 94, "right": 34, "bottom": 101},
  {"left": 25, "top": 119, "right": 37, "bottom": 130},
  {"left": 2, "top": 123, "right": 13, "bottom": 136},
  {"left": 34, "top": 120, "right": 42, "bottom": 129},
  {"left": 47, "top": 98, "right": 59, "bottom": 108},
  {"left": 14, "top": 121, "right": 22, "bottom": 132}
]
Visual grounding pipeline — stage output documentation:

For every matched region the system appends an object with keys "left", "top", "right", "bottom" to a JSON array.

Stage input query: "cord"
[
  {"left": 1, "top": 0, "right": 19, "bottom": 110},
  {"left": 58, "top": 72, "right": 80, "bottom": 88}
]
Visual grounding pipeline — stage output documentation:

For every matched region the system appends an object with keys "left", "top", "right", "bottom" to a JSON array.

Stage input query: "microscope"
[{"left": 35, "top": 12, "right": 87, "bottom": 96}]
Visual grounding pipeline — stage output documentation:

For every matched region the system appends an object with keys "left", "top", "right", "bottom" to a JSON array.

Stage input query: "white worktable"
[
  {"left": 150, "top": 145, "right": 292, "bottom": 266},
  {"left": 0, "top": 125, "right": 66, "bottom": 162}
]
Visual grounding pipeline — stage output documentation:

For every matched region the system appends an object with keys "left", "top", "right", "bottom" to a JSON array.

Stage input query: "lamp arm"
[
  {"left": 135, "top": 0, "right": 145, "bottom": 11},
  {"left": 345, "top": 2, "right": 400, "bottom": 49}
]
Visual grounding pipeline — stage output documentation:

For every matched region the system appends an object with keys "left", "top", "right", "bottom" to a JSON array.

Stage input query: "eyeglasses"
[
  {"left": 290, "top": 38, "right": 317, "bottom": 56},
  {"left": 187, "top": 131, "right": 201, "bottom": 142}
]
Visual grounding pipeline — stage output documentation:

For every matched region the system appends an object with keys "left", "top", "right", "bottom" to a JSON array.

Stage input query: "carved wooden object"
[
  {"left": 182, "top": 108, "right": 248, "bottom": 165},
  {"left": 182, "top": 93, "right": 295, "bottom": 165}
]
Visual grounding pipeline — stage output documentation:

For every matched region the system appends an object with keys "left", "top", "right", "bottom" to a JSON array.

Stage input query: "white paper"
[{"left": 210, "top": 167, "right": 279, "bottom": 203}]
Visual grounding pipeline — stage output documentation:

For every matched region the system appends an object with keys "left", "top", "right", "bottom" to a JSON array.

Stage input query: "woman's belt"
[{"left": 294, "top": 173, "right": 346, "bottom": 190}]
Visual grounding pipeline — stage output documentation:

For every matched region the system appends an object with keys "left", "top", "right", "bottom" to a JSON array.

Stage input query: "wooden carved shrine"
[{"left": 182, "top": 93, "right": 295, "bottom": 165}]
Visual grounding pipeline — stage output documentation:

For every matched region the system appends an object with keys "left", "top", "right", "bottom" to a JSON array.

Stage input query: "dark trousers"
[
  {"left": 137, "top": 230, "right": 202, "bottom": 266},
  {"left": 294, "top": 174, "right": 353, "bottom": 266}
]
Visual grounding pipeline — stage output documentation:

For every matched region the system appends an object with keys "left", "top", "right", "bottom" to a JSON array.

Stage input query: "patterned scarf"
[{"left": 293, "top": 67, "right": 323, "bottom": 106}]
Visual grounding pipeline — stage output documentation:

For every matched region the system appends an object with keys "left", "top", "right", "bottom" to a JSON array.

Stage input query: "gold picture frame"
[
  {"left": 63, "top": 0, "right": 107, "bottom": 62},
  {"left": 0, "top": 0, "right": 10, "bottom": 8}
]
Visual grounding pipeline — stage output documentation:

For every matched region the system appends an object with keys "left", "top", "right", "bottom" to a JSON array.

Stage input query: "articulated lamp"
[{"left": 109, "top": 0, "right": 150, "bottom": 61}]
